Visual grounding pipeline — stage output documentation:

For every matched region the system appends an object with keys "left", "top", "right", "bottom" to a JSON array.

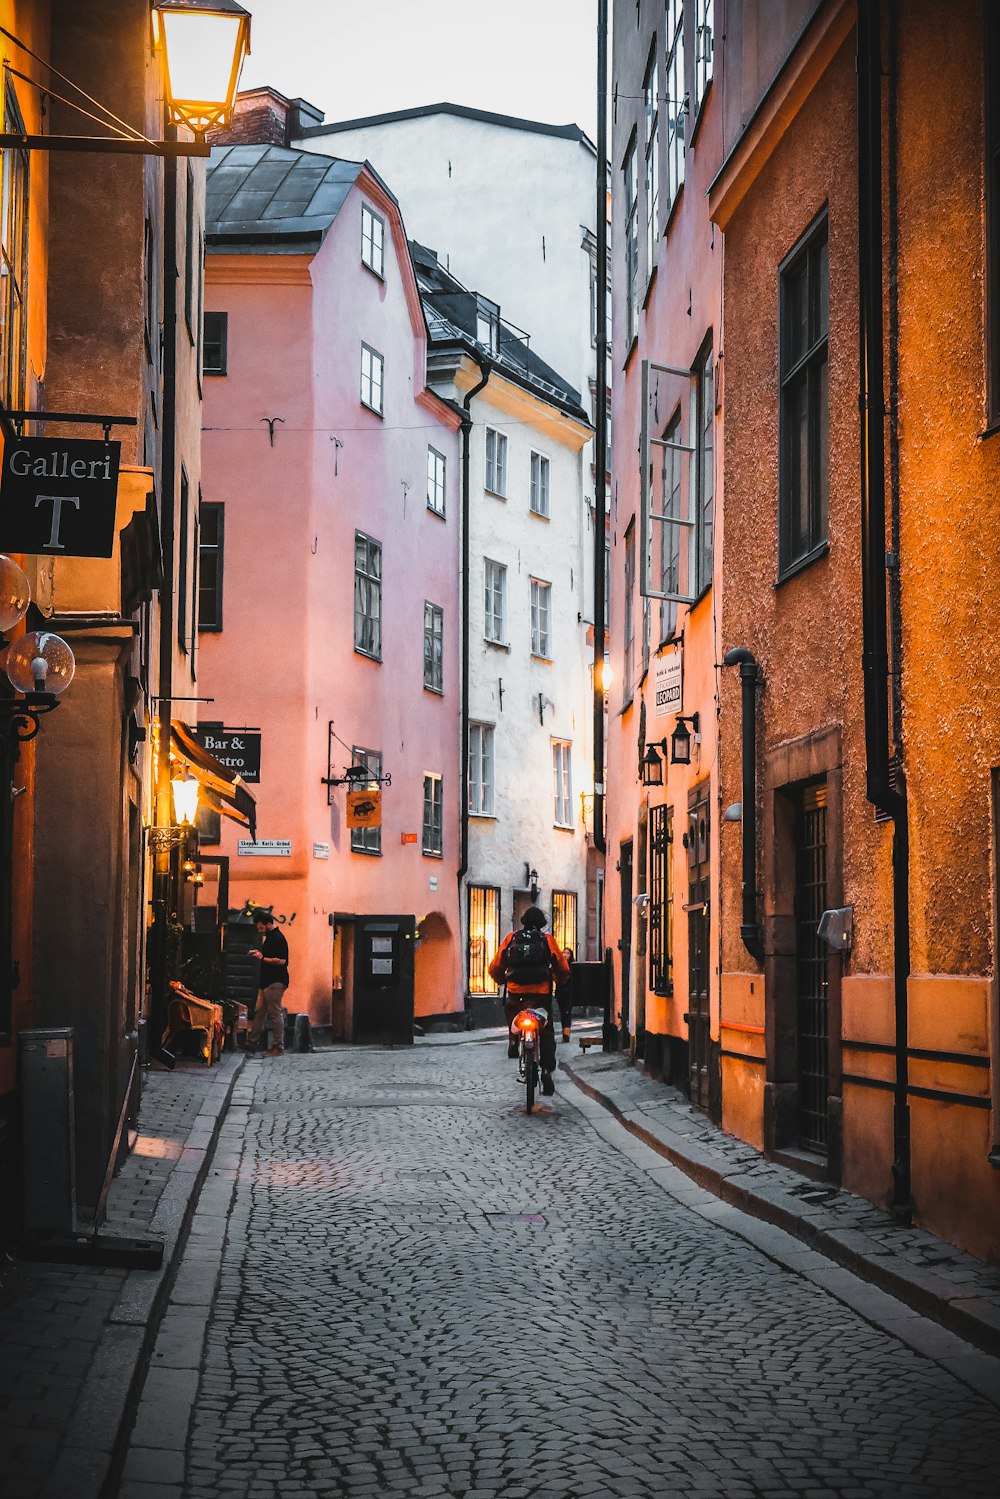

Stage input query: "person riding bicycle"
[{"left": 489, "top": 906, "right": 570, "bottom": 1097}]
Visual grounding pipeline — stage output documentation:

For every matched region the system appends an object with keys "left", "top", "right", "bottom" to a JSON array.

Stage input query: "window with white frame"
[
  {"left": 624, "top": 521, "right": 635, "bottom": 705},
  {"left": 423, "top": 601, "right": 444, "bottom": 693},
  {"left": 361, "top": 204, "right": 385, "bottom": 277},
  {"left": 476, "top": 295, "right": 500, "bottom": 354},
  {"left": 484, "top": 558, "right": 507, "bottom": 644},
  {"left": 695, "top": 342, "right": 715, "bottom": 596},
  {"left": 529, "top": 451, "right": 550, "bottom": 517},
  {"left": 694, "top": 0, "right": 715, "bottom": 113},
  {"left": 427, "top": 446, "right": 446, "bottom": 515},
  {"left": 644, "top": 43, "right": 660, "bottom": 273},
  {"left": 354, "top": 532, "right": 382, "bottom": 659},
  {"left": 349, "top": 747, "right": 382, "bottom": 854},
  {"left": 552, "top": 741, "right": 573, "bottom": 827},
  {"left": 469, "top": 723, "right": 495, "bottom": 815},
  {"left": 485, "top": 426, "right": 508, "bottom": 496},
  {"left": 665, "top": 0, "right": 686, "bottom": 214},
  {"left": 530, "top": 578, "right": 551, "bottom": 658},
  {"left": 660, "top": 409, "right": 681, "bottom": 641},
  {"left": 422, "top": 773, "right": 443, "bottom": 855},
  {"left": 360, "top": 342, "right": 384, "bottom": 414},
  {"left": 624, "top": 136, "right": 639, "bottom": 345}
]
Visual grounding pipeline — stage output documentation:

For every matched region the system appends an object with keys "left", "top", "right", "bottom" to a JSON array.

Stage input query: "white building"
[{"left": 412, "top": 244, "right": 595, "bottom": 1008}]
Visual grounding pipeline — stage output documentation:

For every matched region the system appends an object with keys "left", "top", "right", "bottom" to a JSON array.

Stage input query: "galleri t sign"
[{"left": 0, "top": 437, "right": 121, "bottom": 558}]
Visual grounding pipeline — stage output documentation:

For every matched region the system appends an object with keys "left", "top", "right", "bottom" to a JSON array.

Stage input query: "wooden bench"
[{"left": 578, "top": 1035, "right": 603, "bottom": 1053}]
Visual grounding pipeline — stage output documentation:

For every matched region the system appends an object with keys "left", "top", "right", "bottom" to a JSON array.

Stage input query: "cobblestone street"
[{"left": 116, "top": 1044, "right": 1000, "bottom": 1499}]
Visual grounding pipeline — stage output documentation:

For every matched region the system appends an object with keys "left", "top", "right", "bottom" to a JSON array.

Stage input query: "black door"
[
  {"left": 795, "top": 782, "right": 829, "bottom": 1154},
  {"left": 354, "top": 917, "right": 415, "bottom": 1044},
  {"left": 687, "top": 783, "right": 711, "bottom": 1112},
  {"left": 619, "top": 841, "right": 633, "bottom": 1037}
]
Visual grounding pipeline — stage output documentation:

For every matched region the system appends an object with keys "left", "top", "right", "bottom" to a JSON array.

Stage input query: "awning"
[{"left": 171, "top": 721, "right": 257, "bottom": 840}]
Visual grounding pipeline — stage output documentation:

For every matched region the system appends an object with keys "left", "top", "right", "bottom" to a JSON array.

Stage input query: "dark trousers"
[
  {"left": 556, "top": 985, "right": 573, "bottom": 1033},
  {"left": 505, "top": 993, "right": 556, "bottom": 1072}
]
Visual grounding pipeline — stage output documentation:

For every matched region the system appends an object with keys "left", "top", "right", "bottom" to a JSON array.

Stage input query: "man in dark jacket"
[
  {"left": 489, "top": 906, "right": 570, "bottom": 1095},
  {"left": 247, "top": 908, "right": 290, "bottom": 1056}
]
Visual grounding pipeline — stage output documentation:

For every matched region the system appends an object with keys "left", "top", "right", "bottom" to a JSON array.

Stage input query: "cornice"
[{"left": 205, "top": 254, "right": 314, "bottom": 286}]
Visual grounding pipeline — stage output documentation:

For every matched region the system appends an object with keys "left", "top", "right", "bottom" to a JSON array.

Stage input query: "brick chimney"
[{"left": 209, "top": 87, "right": 325, "bottom": 148}]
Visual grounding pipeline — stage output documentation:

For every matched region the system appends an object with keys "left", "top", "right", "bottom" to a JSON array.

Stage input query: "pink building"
[{"left": 199, "top": 141, "right": 463, "bottom": 1037}]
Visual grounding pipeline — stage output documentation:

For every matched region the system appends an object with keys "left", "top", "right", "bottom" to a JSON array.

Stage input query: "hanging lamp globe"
[{"left": 152, "top": 0, "right": 252, "bottom": 136}]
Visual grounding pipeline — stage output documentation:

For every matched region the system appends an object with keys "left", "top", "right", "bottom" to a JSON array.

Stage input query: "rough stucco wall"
[
  {"left": 718, "top": 36, "right": 895, "bottom": 981},
  {"left": 896, "top": 0, "right": 998, "bottom": 979}
]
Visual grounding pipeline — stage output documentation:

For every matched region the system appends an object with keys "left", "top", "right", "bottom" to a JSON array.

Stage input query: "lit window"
[
  {"left": 361, "top": 342, "right": 384, "bottom": 414},
  {"left": 354, "top": 532, "right": 382, "bottom": 659},
  {"left": 468, "top": 884, "right": 500, "bottom": 994},
  {"left": 552, "top": 890, "right": 578, "bottom": 955},
  {"left": 1, "top": 82, "right": 29, "bottom": 409},
  {"left": 469, "top": 723, "right": 495, "bottom": 816},
  {"left": 422, "top": 773, "right": 443, "bottom": 855},
  {"left": 530, "top": 578, "right": 551, "bottom": 658},
  {"left": 485, "top": 426, "right": 508, "bottom": 496},
  {"left": 529, "top": 452, "right": 550, "bottom": 517},
  {"left": 361, "top": 205, "right": 385, "bottom": 277},
  {"left": 552, "top": 741, "right": 573, "bottom": 827},
  {"left": 423, "top": 601, "right": 444, "bottom": 693},
  {"left": 484, "top": 559, "right": 507, "bottom": 644},
  {"left": 427, "top": 446, "right": 446, "bottom": 515}
]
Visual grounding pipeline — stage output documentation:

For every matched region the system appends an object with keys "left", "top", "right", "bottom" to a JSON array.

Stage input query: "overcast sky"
[{"left": 237, "top": 0, "right": 598, "bottom": 138}]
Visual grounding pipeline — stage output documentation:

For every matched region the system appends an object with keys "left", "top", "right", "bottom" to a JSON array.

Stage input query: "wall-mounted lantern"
[
  {"left": 0, "top": 555, "right": 76, "bottom": 748},
  {"left": 670, "top": 712, "right": 700, "bottom": 766},
  {"left": 640, "top": 740, "right": 668, "bottom": 787},
  {"left": 170, "top": 763, "right": 200, "bottom": 825}
]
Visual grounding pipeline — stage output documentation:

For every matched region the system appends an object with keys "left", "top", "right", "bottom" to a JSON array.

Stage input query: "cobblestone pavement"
[{"left": 117, "top": 1045, "right": 1000, "bottom": 1499}]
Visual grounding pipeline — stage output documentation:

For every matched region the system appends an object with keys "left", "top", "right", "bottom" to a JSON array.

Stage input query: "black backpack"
[{"left": 504, "top": 927, "right": 553, "bottom": 985}]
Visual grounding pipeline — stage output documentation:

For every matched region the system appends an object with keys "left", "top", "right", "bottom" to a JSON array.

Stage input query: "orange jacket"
[{"left": 489, "top": 931, "right": 570, "bottom": 994}]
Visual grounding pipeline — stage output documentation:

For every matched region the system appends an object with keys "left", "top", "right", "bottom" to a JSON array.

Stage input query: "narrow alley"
[{"left": 109, "top": 1043, "right": 1000, "bottom": 1499}]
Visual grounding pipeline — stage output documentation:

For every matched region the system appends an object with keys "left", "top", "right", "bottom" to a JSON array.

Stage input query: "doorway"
[
  {"left": 687, "top": 782, "right": 711, "bottom": 1112},
  {"left": 619, "top": 840, "right": 633, "bottom": 1036},
  {"left": 353, "top": 916, "right": 415, "bottom": 1044},
  {"left": 795, "top": 781, "right": 829, "bottom": 1154}
]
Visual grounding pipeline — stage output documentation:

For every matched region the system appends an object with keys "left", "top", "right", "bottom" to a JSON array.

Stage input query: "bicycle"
[{"left": 509, "top": 1006, "right": 549, "bottom": 1112}]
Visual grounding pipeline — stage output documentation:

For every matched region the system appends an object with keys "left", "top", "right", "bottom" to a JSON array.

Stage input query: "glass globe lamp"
[
  {"left": 5, "top": 631, "right": 76, "bottom": 695},
  {"left": 0, "top": 554, "right": 30, "bottom": 633}
]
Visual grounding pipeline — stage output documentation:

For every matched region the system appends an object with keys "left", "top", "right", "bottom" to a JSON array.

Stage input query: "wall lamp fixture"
[
  {"left": 0, "top": 554, "right": 75, "bottom": 751},
  {"left": 670, "top": 712, "right": 700, "bottom": 766}
]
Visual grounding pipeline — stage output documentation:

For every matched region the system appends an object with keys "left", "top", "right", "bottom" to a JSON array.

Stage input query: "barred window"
[
  {"left": 551, "top": 890, "right": 578, "bottom": 957},
  {"left": 649, "top": 803, "right": 674, "bottom": 993},
  {"left": 468, "top": 884, "right": 500, "bottom": 995}
]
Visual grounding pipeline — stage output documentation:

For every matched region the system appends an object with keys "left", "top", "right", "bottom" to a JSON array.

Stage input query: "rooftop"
[
  {"left": 297, "top": 100, "right": 595, "bottom": 153},
  {"left": 205, "top": 143, "right": 390, "bottom": 252}
]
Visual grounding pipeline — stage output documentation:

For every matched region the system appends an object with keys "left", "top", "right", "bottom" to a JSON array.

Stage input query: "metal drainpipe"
[
  {"left": 723, "top": 648, "right": 764, "bottom": 962},
  {"left": 593, "top": 0, "right": 609, "bottom": 859},
  {"left": 857, "top": 0, "right": 911, "bottom": 1221},
  {"left": 457, "top": 360, "right": 492, "bottom": 933}
]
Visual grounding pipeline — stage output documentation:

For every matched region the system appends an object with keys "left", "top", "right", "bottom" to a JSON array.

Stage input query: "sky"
[{"left": 237, "top": 0, "right": 598, "bottom": 139}]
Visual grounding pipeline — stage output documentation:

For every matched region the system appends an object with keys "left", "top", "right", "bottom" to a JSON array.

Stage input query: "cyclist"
[{"left": 489, "top": 906, "right": 570, "bottom": 1096}]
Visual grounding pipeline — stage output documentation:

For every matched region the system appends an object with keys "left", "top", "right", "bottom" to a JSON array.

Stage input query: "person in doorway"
[
  {"left": 489, "top": 906, "right": 569, "bottom": 1096},
  {"left": 556, "top": 947, "right": 575, "bottom": 1043},
  {"left": 247, "top": 908, "right": 290, "bottom": 1056}
]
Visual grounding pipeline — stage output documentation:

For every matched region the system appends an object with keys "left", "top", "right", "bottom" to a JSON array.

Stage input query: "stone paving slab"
[
  {"left": 560, "top": 1049, "right": 1000, "bottom": 1359},
  {"left": 0, "top": 1050, "right": 244, "bottom": 1499}
]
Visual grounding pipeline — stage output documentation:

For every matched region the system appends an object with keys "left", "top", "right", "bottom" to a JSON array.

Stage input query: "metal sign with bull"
[{"left": 347, "top": 787, "right": 381, "bottom": 829}]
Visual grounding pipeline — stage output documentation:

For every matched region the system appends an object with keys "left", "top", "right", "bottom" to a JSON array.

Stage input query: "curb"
[
  {"left": 39, "top": 1050, "right": 247, "bottom": 1499},
  {"left": 560, "top": 1057, "right": 1000, "bottom": 1363}
]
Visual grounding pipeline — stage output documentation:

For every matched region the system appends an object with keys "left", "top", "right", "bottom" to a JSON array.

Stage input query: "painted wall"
[{"left": 201, "top": 171, "right": 464, "bottom": 1025}]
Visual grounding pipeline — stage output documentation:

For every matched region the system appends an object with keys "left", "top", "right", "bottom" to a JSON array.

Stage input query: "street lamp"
[
  {"left": 170, "top": 763, "right": 200, "bottom": 825},
  {"left": 152, "top": 0, "right": 252, "bottom": 138}
]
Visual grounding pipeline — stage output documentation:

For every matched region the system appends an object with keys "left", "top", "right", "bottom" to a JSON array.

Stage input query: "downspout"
[
  {"left": 593, "top": 0, "right": 609, "bottom": 859},
  {"left": 857, "top": 0, "right": 911, "bottom": 1221},
  {"left": 457, "top": 359, "right": 492, "bottom": 955},
  {"left": 149, "top": 147, "right": 179, "bottom": 1066},
  {"left": 723, "top": 648, "right": 764, "bottom": 962}
]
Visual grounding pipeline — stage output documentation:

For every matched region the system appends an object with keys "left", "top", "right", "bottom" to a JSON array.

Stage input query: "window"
[
  {"left": 649, "top": 803, "right": 673, "bottom": 993},
  {"left": 427, "top": 446, "right": 446, "bottom": 515},
  {"left": 624, "top": 521, "right": 635, "bottom": 705},
  {"left": 361, "top": 204, "right": 385, "bottom": 277},
  {"left": 779, "top": 215, "right": 829, "bottom": 576},
  {"left": 178, "top": 468, "right": 190, "bottom": 655},
  {"left": 665, "top": 0, "right": 686, "bottom": 213},
  {"left": 198, "top": 503, "right": 224, "bottom": 631},
  {"left": 694, "top": 0, "right": 715, "bottom": 113},
  {"left": 484, "top": 558, "right": 507, "bottom": 644},
  {"left": 203, "top": 311, "right": 228, "bottom": 375},
  {"left": 350, "top": 748, "right": 382, "bottom": 854},
  {"left": 660, "top": 411, "right": 681, "bottom": 640},
  {"left": 184, "top": 162, "right": 195, "bottom": 341},
  {"left": 623, "top": 136, "right": 639, "bottom": 345},
  {"left": 422, "top": 773, "right": 443, "bottom": 856},
  {"left": 529, "top": 452, "right": 550, "bottom": 517},
  {"left": 360, "top": 342, "right": 384, "bottom": 414},
  {"left": 695, "top": 343, "right": 715, "bottom": 595},
  {"left": 644, "top": 44, "right": 660, "bottom": 272},
  {"left": 485, "top": 426, "right": 508, "bottom": 496},
  {"left": 468, "top": 884, "right": 501, "bottom": 994},
  {"left": 988, "top": 8, "right": 1000, "bottom": 423},
  {"left": 476, "top": 296, "right": 500, "bottom": 354},
  {"left": 530, "top": 578, "right": 551, "bottom": 658},
  {"left": 469, "top": 723, "right": 495, "bottom": 816},
  {"left": 354, "top": 532, "right": 382, "bottom": 658},
  {"left": 423, "top": 601, "right": 444, "bottom": 693},
  {"left": 552, "top": 741, "right": 573, "bottom": 827},
  {"left": 1, "top": 82, "right": 29, "bottom": 410},
  {"left": 551, "top": 890, "right": 578, "bottom": 957}
]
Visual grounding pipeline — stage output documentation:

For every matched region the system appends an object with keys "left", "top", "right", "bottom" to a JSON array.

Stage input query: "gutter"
[
  {"left": 857, "top": 0, "right": 910, "bottom": 1222},
  {"left": 593, "top": 0, "right": 609, "bottom": 861},
  {"left": 457, "top": 359, "right": 492, "bottom": 937}
]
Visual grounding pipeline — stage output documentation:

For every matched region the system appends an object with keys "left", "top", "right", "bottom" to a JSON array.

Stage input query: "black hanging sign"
[
  {"left": 193, "top": 725, "right": 262, "bottom": 784},
  {"left": 0, "top": 437, "right": 121, "bottom": 557}
]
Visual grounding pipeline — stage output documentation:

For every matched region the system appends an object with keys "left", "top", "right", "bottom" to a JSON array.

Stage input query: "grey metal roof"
[
  {"left": 298, "top": 101, "right": 595, "bottom": 154},
  {"left": 205, "top": 144, "right": 367, "bottom": 252},
  {"left": 411, "top": 241, "right": 589, "bottom": 424}
]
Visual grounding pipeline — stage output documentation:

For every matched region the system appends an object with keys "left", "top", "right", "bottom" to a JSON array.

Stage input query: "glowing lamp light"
[
  {"left": 597, "top": 657, "right": 614, "bottom": 693},
  {"left": 171, "top": 764, "right": 200, "bottom": 825},
  {"left": 5, "top": 631, "right": 75, "bottom": 695},
  {"left": 0, "top": 554, "right": 30, "bottom": 633},
  {"left": 153, "top": 0, "right": 252, "bottom": 136}
]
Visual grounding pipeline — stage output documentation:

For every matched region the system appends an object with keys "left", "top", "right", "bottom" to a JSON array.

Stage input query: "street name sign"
[
  {"left": 237, "top": 839, "right": 291, "bottom": 857},
  {"left": 0, "top": 437, "right": 121, "bottom": 557}
]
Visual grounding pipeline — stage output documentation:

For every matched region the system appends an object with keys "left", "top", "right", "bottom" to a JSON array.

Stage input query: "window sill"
[
  {"left": 424, "top": 684, "right": 444, "bottom": 697},
  {"left": 776, "top": 539, "right": 830, "bottom": 587},
  {"left": 360, "top": 400, "right": 384, "bottom": 419},
  {"left": 469, "top": 811, "right": 497, "bottom": 821},
  {"left": 203, "top": 368, "right": 226, "bottom": 378},
  {"left": 664, "top": 183, "right": 685, "bottom": 238},
  {"left": 530, "top": 653, "right": 553, "bottom": 664},
  {"left": 426, "top": 504, "right": 446, "bottom": 520},
  {"left": 689, "top": 79, "right": 713, "bottom": 149},
  {"left": 529, "top": 509, "right": 551, "bottom": 521},
  {"left": 485, "top": 487, "right": 507, "bottom": 501},
  {"left": 485, "top": 638, "right": 511, "bottom": 652},
  {"left": 979, "top": 419, "right": 1000, "bottom": 443},
  {"left": 642, "top": 263, "right": 658, "bottom": 309},
  {"left": 361, "top": 260, "right": 385, "bottom": 283},
  {"left": 354, "top": 647, "right": 382, "bottom": 663},
  {"left": 553, "top": 822, "right": 575, "bottom": 832},
  {"left": 623, "top": 335, "right": 639, "bottom": 373},
  {"left": 350, "top": 847, "right": 382, "bottom": 857},
  {"left": 422, "top": 848, "right": 443, "bottom": 860}
]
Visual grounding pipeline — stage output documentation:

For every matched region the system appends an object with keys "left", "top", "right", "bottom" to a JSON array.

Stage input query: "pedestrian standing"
[
  {"left": 247, "top": 908, "right": 290, "bottom": 1056},
  {"left": 556, "top": 946, "right": 575, "bottom": 1043}
]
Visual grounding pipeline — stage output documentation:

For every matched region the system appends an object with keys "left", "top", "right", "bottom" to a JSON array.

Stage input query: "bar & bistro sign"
[{"left": 0, "top": 437, "right": 121, "bottom": 557}]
